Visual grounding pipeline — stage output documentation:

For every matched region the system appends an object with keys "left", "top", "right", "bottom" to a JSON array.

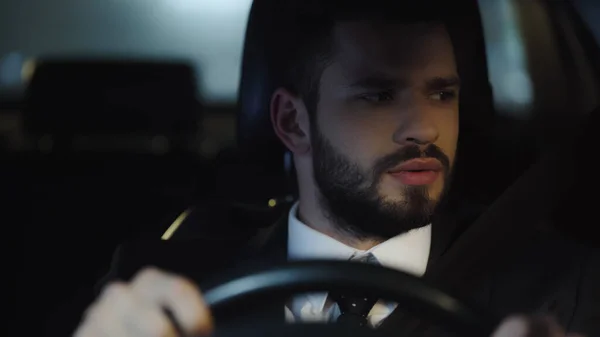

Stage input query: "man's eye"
[
  {"left": 430, "top": 90, "right": 457, "bottom": 101},
  {"left": 358, "top": 91, "right": 394, "bottom": 103}
]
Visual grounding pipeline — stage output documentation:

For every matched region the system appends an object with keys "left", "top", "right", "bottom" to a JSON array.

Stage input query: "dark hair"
[{"left": 269, "top": 0, "right": 453, "bottom": 115}]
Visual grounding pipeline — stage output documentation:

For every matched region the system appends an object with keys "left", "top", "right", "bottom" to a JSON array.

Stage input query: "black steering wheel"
[{"left": 201, "top": 261, "right": 499, "bottom": 337}]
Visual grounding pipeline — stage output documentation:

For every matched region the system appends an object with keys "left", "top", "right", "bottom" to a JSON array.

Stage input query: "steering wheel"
[{"left": 200, "top": 261, "right": 499, "bottom": 337}]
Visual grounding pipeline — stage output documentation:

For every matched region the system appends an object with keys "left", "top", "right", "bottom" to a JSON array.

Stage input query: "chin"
[
  {"left": 379, "top": 187, "right": 440, "bottom": 209},
  {"left": 378, "top": 185, "right": 433, "bottom": 200},
  {"left": 379, "top": 192, "right": 409, "bottom": 204}
]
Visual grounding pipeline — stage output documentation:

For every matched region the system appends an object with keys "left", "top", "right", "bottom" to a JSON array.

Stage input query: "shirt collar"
[
  {"left": 287, "top": 202, "right": 432, "bottom": 313},
  {"left": 287, "top": 201, "right": 431, "bottom": 276}
]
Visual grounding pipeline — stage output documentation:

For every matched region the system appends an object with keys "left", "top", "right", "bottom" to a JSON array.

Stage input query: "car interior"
[{"left": 4, "top": 0, "right": 600, "bottom": 335}]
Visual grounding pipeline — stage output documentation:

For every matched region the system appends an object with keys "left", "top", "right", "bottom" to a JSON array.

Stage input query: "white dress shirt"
[{"left": 285, "top": 202, "right": 432, "bottom": 327}]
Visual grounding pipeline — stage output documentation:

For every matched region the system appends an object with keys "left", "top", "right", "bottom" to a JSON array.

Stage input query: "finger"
[
  {"left": 75, "top": 282, "right": 131, "bottom": 337},
  {"left": 130, "top": 267, "right": 214, "bottom": 336},
  {"left": 78, "top": 281, "right": 178, "bottom": 337},
  {"left": 118, "top": 304, "right": 179, "bottom": 337},
  {"left": 492, "top": 315, "right": 569, "bottom": 337},
  {"left": 492, "top": 316, "right": 529, "bottom": 337}
]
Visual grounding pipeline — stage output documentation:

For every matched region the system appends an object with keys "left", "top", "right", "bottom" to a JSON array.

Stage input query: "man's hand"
[
  {"left": 74, "top": 267, "right": 213, "bottom": 337},
  {"left": 493, "top": 316, "right": 585, "bottom": 337}
]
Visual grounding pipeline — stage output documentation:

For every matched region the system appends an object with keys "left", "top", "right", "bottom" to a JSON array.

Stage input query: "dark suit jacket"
[
  {"left": 45, "top": 187, "right": 599, "bottom": 337},
  {"left": 89, "top": 205, "right": 598, "bottom": 336}
]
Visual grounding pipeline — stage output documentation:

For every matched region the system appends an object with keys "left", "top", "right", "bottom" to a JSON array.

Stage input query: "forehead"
[{"left": 331, "top": 21, "right": 456, "bottom": 76}]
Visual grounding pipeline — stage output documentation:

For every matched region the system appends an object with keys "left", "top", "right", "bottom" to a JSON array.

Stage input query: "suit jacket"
[
  {"left": 90, "top": 204, "right": 597, "bottom": 336},
  {"left": 45, "top": 192, "right": 599, "bottom": 337}
]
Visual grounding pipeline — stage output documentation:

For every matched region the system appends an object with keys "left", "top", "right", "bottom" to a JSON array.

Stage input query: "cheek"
[
  {"left": 320, "top": 101, "right": 396, "bottom": 148},
  {"left": 437, "top": 114, "right": 459, "bottom": 163},
  {"left": 320, "top": 113, "right": 395, "bottom": 168}
]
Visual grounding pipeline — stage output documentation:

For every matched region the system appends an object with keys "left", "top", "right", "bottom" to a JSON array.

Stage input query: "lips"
[
  {"left": 387, "top": 158, "right": 443, "bottom": 186},
  {"left": 389, "top": 158, "right": 444, "bottom": 173}
]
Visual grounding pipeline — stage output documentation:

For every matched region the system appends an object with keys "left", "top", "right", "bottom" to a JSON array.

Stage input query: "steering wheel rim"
[{"left": 203, "top": 261, "right": 498, "bottom": 336}]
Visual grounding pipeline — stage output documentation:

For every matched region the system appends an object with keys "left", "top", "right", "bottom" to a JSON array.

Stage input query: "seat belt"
[{"left": 425, "top": 122, "right": 583, "bottom": 299}]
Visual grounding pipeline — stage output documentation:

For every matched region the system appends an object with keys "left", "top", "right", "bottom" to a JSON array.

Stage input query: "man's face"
[{"left": 311, "top": 21, "right": 459, "bottom": 240}]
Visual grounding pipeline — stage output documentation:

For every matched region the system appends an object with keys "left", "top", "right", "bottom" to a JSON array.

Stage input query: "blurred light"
[
  {"left": 503, "top": 70, "right": 533, "bottom": 105},
  {"left": 478, "top": 0, "right": 534, "bottom": 116},
  {"left": 268, "top": 199, "right": 277, "bottom": 208},
  {"left": 162, "top": 208, "right": 192, "bottom": 240},
  {"left": 167, "top": 0, "right": 252, "bottom": 14},
  {"left": 21, "top": 58, "right": 36, "bottom": 83},
  {"left": 161, "top": 0, "right": 253, "bottom": 103}
]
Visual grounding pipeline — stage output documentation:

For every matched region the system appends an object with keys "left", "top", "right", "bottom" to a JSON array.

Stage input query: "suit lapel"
[
  {"left": 237, "top": 212, "right": 289, "bottom": 266},
  {"left": 376, "top": 224, "right": 452, "bottom": 331},
  {"left": 426, "top": 222, "right": 452, "bottom": 269},
  {"left": 378, "top": 207, "right": 474, "bottom": 331},
  {"left": 227, "top": 212, "right": 290, "bottom": 323},
  {"left": 426, "top": 207, "right": 462, "bottom": 271}
]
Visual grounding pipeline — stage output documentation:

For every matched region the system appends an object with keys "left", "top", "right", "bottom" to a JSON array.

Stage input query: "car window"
[{"left": 479, "top": 0, "right": 599, "bottom": 120}]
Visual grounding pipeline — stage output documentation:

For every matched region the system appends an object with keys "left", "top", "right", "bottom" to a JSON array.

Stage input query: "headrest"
[
  {"left": 236, "top": 0, "right": 286, "bottom": 173},
  {"left": 24, "top": 60, "right": 201, "bottom": 138}
]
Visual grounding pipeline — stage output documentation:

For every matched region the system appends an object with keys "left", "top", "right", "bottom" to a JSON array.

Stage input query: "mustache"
[{"left": 373, "top": 145, "right": 451, "bottom": 177}]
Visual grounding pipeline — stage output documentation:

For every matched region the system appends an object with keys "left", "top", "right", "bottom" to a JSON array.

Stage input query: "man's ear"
[{"left": 270, "top": 87, "right": 312, "bottom": 154}]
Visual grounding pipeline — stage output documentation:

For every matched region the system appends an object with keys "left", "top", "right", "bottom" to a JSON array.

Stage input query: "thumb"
[
  {"left": 492, "top": 316, "right": 530, "bottom": 337},
  {"left": 492, "top": 315, "right": 576, "bottom": 337}
]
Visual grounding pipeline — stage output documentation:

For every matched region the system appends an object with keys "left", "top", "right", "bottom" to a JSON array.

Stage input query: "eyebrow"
[
  {"left": 425, "top": 75, "right": 461, "bottom": 90},
  {"left": 347, "top": 74, "right": 461, "bottom": 90}
]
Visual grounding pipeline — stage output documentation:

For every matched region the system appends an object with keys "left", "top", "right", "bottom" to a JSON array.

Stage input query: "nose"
[{"left": 392, "top": 106, "right": 440, "bottom": 146}]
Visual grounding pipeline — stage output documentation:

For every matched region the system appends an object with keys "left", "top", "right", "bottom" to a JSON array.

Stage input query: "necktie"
[{"left": 330, "top": 253, "right": 379, "bottom": 327}]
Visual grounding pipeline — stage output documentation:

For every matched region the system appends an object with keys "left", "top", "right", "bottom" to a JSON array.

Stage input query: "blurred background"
[
  {"left": 1, "top": 0, "right": 600, "bottom": 154},
  {"left": 0, "top": 0, "right": 254, "bottom": 155}
]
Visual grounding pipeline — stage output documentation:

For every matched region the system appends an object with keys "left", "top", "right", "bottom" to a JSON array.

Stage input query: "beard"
[{"left": 311, "top": 127, "right": 452, "bottom": 241}]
